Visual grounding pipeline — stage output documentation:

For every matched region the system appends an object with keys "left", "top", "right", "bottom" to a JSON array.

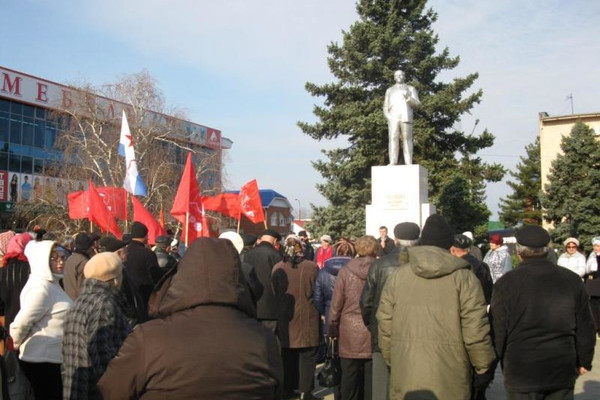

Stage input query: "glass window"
[
  {"left": 23, "top": 104, "right": 34, "bottom": 118},
  {"left": 45, "top": 124, "right": 56, "bottom": 149},
  {"left": 270, "top": 212, "right": 278, "bottom": 227},
  {"left": 21, "top": 156, "right": 32, "bottom": 174},
  {"left": 33, "top": 158, "right": 44, "bottom": 174},
  {"left": 10, "top": 102, "right": 23, "bottom": 116},
  {"left": 9, "top": 154, "right": 20, "bottom": 172},
  {"left": 0, "top": 152, "right": 8, "bottom": 170},
  {"left": 34, "top": 121, "right": 45, "bottom": 147},
  {"left": 0, "top": 115, "right": 8, "bottom": 142},
  {"left": 23, "top": 119, "right": 34, "bottom": 146},
  {"left": 0, "top": 99, "right": 9, "bottom": 113},
  {"left": 9, "top": 120, "right": 21, "bottom": 145},
  {"left": 35, "top": 107, "right": 46, "bottom": 120}
]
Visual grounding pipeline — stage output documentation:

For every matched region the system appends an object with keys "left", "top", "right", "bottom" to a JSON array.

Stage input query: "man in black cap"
[
  {"left": 360, "top": 221, "right": 419, "bottom": 400},
  {"left": 64, "top": 232, "right": 97, "bottom": 300},
  {"left": 491, "top": 225, "right": 596, "bottom": 400},
  {"left": 243, "top": 229, "right": 283, "bottom": 331},
  {"left": 154, "top": 235, "right": 177, "bottom": 272},
  {"left": 451, "top": 234, "right": 493, "bottom": 305},
  {"left": 377, "top": 214, "right": 495, "bottom": 400},
  {"left": 124, "top": 222, "right": 163, "bottom": 319}
]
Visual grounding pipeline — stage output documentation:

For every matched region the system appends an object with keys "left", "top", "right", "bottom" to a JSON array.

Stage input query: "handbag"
[{"left": 317, "top": 337, "right": 341, "bottom": 387}]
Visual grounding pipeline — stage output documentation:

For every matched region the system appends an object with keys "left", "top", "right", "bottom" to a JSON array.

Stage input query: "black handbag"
[{"left": 317, "top": 337, "right": 341, "bottom": 387}]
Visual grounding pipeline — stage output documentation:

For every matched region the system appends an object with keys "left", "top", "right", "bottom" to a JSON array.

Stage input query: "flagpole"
[
  {"left": 185, "top": 211, "right": 190, "bottom": 248},
  {"left": 237, "top": 211, "right": 242, "bottom": 234},
  {"left": 125, "top": 192, "right": 130, "bottom": 231}
]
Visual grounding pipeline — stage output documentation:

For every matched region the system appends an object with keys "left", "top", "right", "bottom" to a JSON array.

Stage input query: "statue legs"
[
  {"left": 388, "top": 120, "right": 400, "bottom": 165},
  {"left": 388, "top": 120, "right": 413, "bottom": 165},
  {"left": 400, "top": 122, "right": 413, "bottom": 165}
]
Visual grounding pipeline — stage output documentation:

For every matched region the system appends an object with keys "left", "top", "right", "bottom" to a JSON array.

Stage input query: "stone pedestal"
[{"left": 365, "top": 165, "right": 434, "bottom": 238}]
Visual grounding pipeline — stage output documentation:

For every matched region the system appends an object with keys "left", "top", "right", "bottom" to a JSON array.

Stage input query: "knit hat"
[
  {"left": 489, "top": 233, "right": 503, "bottom": 246},
  {"left": 515, "top": 225, "right": 550, "bottom": 248},
  {"left": 130, "top": 222, "right": 148, "bottom": 239},
  {"left": 219, "top": 231, "right": 244, "bottom": 254},
  {"left": 241, "top": 233, "right": 257, "bottom": 247},
  {"left": 74, "top": 233, "right": 93, "bottom": 251},
  {"left": 419, "top": 214, "right": 454, "bottom": 249},
  {"left": 453, "top": 234, "right": 473, "bottom": 249},
  {"left": 98, "top": 235, "right": 127, "bottom": 252},
  {"left": 593, "top": 237, "right": 600, "bottom": 246},
  {"left": 84, "top": 252, "right": 123, "bottom": 282},
  {"left": 393, "top": 222, "right": 420, "bottom": 241},
  {"left": 563, "top": 237, "right": 579, "bottom": 247},
  {"left": 320, "top": 234, "right": 333, "bottom": 243}
]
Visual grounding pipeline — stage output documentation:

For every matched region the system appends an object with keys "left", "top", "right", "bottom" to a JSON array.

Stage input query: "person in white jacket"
[
  {"left": 557, "top": 237, "right": 587, "bottom": 277},
  {"left": 10, "top": 240, "right": 72, "bottom": 400}
]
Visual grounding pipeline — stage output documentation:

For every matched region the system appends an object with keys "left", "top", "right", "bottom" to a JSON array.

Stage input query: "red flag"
[
  {"left": 88, "top": 180, "right": 122, "bottom": 238},
  {"left": 131, "top": 196, "right": 166, "bottom": 245},
  {"left": 201, "top": 193, "right": 241, "bottom": 219},
  {"left": 239, "top": 179, "right": 265, "bottom": 223},
  {"left": 97, "top": 187, "right": 128, "bottom": 220},
  {"left": 68, "top": 191, "right": 88, "bottom": 219},
  {"left": 170, "top": 153, "right": 209, "bottom": 244}
]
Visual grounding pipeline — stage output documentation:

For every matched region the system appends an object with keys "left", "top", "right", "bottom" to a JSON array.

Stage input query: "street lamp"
[{"left": 294, "top": 198, "right": 301, "bottom": 221}]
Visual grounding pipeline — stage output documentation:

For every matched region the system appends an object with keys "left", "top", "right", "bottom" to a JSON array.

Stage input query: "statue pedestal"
[{"left": 365, "top": 165, "right": 434, "bottom": 237}]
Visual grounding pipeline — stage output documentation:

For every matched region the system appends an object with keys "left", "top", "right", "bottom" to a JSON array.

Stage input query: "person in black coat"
[
  {"left": 491, "top": 226, "right": 596, "bottom": 400},
  {"left": 242, "top": 229, "right": 283, "bottom": 331},
  {"left": 299, "top": 231, "right": 315, "bottom": 262},
  {"left": 123, "top": 222, "right": 163, "bottom": 318},
  {"left": 377, "top": 226, "right": 396, "bottom": 257},
  {"left": 451, "top": 234, "right": 493, "bottom": 305}
]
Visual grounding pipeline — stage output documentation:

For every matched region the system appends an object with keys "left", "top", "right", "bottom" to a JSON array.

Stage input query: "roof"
[{"left": 226, "top": 189, "right": 288, "bottom": 208}]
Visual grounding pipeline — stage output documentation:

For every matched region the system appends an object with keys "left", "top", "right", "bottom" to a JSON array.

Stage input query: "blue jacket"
[{"left": 313, "top": 256, "right": 351, "bottom": 333}]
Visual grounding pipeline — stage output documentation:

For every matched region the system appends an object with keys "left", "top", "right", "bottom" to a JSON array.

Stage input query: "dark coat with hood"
[
  {"left": 64, "top": 251, "right": 90, "bottom": 300},
  {"left": 98, "top": 238, "right": 282, "bottom": 400},
  {"left": 377, "top": 246, "right": 495, "bottom": 400},
  {"left": 272, "top": 258, "right": 320, "bottom": 348},
  {"left": 329, "top": 256, "right": 374, "bottom": 359},
  {"left": 360, "top": 247, "right": 408, "bottom": 352},
  {"left": 124, "top": 240, "right": 163, "bottom": 309},
  {"left": 491, "top": 257, "right": 596, "bottom": 393},
  {"left": 313, "top": 256, "right": 351, "bottom": 334},
  {"left": 243, "top": 241, "right": 283, "bottom": 320}
]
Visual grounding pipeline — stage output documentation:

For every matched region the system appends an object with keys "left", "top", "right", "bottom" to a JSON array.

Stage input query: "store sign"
[{"left": 0, "top": 170, "right": 7, "bottom": 202}]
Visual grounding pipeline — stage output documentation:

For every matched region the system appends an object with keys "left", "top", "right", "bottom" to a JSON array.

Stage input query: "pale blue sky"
[{"left": 2, "top": 0, "right": 599, "bottom": 224}]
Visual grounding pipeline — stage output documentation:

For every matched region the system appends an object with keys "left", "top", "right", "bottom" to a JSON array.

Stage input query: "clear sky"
[{"left": 2, "top": 0, "right": 599, "bottom": 224}]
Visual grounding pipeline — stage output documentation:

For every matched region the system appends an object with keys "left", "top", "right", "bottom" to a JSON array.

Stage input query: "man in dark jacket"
[
  {"left": 360, "top": 222, "right": 419, "bottom": 400},
  {"left": 124, "top": 222, "right": 163, "bottom": 316},
  {"left": 98, "top": 238, "right": 283, "bottom": 400},
  {"left": 451, "top": 234, "right": 493, "bottom": 305},
  {"left": 491, "top": 225, "right": 596, "bottom": 399},
  {"left": 243, "top": 229, "right": 283, "bottom": 331},
  {"left": 64, "top": 233, "right": 97, "bottom": 300},
  {"left": 377, "top": 226, "right": 396, "bottom": 257},
  {"left": 299, "top": 231, "right": 315, "bottom": 261}
]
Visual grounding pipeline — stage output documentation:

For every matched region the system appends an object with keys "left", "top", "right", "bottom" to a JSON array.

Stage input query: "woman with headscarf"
[
  {"left": 10, "top": 240, "right": 72, "bottom": 400},
  {"left": 0, "top": 233, "right": 34, "bottom": 330},
  {"left": 328, "top": 235, "right": 378, "bottom": 400},
  {"left": 483, "top": 233, "right": 512, "bottom": 283},
  {"left": 557, "top": 237, "right": 586, "bottom": 278},
  {"left": 584, "top": 236, "right": 600, "bottom": 337},
  {"left": 272, "top": 235, "right": 320, "bottom": 400}
]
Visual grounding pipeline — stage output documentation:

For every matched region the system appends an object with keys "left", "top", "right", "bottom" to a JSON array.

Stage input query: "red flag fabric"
[
  {"left": 68, "top": 191, "right": 88, "bottom": 219},
  {"left": 201, "top": 193, "right": 241, "bottom": 219},
  {"left": 170, "top": 153, "right": 209, "bottom": 244},
  {"left": 88, "top": 180, "right": 123, "bottom": 238},
  {"left": 97, "top": 187, "right": 128, "bottom": 221},
  {"left": 131, "top": 196, "right": 166, "bottom": 245},
  {"left": 239, "top": 179, "right": 265, "bottom": 223}
]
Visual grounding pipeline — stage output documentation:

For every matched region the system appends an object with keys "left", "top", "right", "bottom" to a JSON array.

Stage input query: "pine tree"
[
  {"left": 541, "top": 121, "right": 600, "bottom": 253},
  {"left": 299, "top": 0, "right": 504, "bottom": 238},
  {"left": 498, "top": 137, "right": 542, "bottom": 227}
]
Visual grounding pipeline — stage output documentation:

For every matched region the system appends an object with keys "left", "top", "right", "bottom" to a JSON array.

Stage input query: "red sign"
[
  {"left": 206, "top": 128, "right": 221, "bottom": 149},
  {"left": 0, "top": 171, "right": 7, "bottom": 202}
]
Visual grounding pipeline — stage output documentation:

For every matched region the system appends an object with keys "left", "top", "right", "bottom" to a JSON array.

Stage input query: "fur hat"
[
  {"left": 393, "top": 222, "right": 420, "bottom": 241},
  {"left": 74, "top": 233, "right": 93, "bottom": 251},
  {"left": 563, "top": 237, "right": 579, "bottom": 247},
  {"left": 130, "top": 222, "right": 148, "bottom": 239},
  {"left": 84, "top": 252, "right": 123, "bottom": 282},
  {"left": 219, "top": 231, "right": 244, "bottom": 254},
  {"left": 515, "top": 225, "right": 550, "bottom": 248},
  {"left": 320, "top": 234, "right": 333, "bottom": 243},
  {"left": 419, "top": 214, "right": 454, "bottom": 250}
]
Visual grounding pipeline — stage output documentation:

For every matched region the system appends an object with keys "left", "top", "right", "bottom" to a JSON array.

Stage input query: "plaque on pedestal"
[{"left": 365, "top": 165, "right": 434, "bottom": 237}]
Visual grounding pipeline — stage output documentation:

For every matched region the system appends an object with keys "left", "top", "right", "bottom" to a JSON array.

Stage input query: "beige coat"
[{"left": 377, "top": 246, "right": 495, "bottom": 400}]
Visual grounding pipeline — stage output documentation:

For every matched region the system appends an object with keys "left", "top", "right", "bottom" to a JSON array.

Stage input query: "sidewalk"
[{"left": 315, "top": 338, "right": 600, "bottom": 399}]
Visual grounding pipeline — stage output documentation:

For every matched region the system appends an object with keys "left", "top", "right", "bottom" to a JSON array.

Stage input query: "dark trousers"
[
  {"left": 282, "top": 347, "right": 319, "bottom": 394},
  {"left": 19, "top": 360, "right": 62, "bottom": 400},
  {"left": 507, "top": 387, "right": 574, "bottom": 400},
  {"left": 590, "top": 297, "right": 600, "bottom": 334},
  {"left": 340, "top": 357, "right": 372, "bottom": 400}
]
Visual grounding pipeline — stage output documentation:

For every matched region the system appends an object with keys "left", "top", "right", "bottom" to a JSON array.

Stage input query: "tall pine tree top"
[
  {"left": 541, "top": 121, "right": 600, "bottom": 252},
  {"left": 299, "top": 0, "right": 504, "bottom": 238}
]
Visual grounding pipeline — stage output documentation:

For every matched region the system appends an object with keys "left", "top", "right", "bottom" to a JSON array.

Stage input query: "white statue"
[{"left": 383, "top": 70, "right": 421, "bottom": 165}]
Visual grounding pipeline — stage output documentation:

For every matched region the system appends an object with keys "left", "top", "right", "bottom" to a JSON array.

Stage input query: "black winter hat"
[
  {"left": 241, "top": 233, "right": 258, "bottom": 247},
  {"left": 452, "top": 234, "right": 473, "bottom": 249},
  {"left": 130, "top": 222, "right": 149, "bottom": 239},
  {"left": 393, "top": 222, "right": 420, "bottom": 241},
  {"left": 515, "top": 225, "right": 550, "bottom": 248},
  {"left": 259, "top": 229, "right": 281, "bottom": 241},
  {"left": 74, "top": 233, "right": 93, "bottom": 251},
  {"left": 98, "top": 235, "right": 127, "bottom": 252},
  {"left": 419, "top": 214, "right": 454, "bottom": 250}
]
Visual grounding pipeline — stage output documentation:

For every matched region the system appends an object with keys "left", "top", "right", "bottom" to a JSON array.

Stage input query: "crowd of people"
[{"left": 0, "top": 215, "right": 596, "bottom": 400}]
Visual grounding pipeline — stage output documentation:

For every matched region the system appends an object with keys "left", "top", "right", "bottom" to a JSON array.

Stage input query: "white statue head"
[{"left": 394, "top": 70, "right": 405, "bottom": 83}]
